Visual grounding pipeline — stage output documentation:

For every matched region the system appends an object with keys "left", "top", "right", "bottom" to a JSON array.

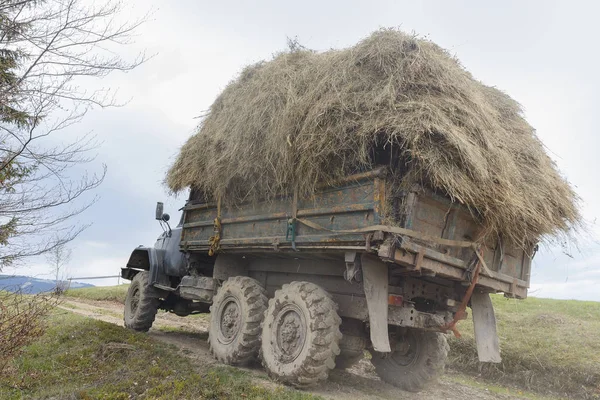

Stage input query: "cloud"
[
  {"left": 529, "top": 280, "right": 600, "bottom": 302},
  {"left": 69, "top": 257, "right": 126, "bottom": 279},
  {"left": 82, "top": 240, "right": 109, "bottom": 249},
  {"left": 10, "top": 0, "right": 600, "bottom": 304}
]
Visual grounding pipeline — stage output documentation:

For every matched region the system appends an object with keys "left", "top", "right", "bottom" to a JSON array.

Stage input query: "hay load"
[{"left": 167, "top": 29, "right": 579, "bottom": 246}]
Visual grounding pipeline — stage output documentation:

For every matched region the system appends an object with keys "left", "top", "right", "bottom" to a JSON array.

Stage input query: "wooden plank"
[{"left": 471, "top": 292, "right": 502, "bottom": 363}]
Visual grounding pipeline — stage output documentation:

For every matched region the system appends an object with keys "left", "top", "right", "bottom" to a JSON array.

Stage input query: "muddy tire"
[
  {"left": 209, "top": 276, "right": 268, "bottom": 365},
  {"left": 369, "top": 330, "right": 449, "bottom": 392},
  {"left": 261, "top": 281, "right": 342, "bottom": 387},
  {"left": 124, "top": 271, "right": 160, "bottom": 332}
]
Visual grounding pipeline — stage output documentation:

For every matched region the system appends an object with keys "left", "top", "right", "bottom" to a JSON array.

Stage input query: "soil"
[{"left": 59, "top": 298, "right": 529, "bottom": 400}]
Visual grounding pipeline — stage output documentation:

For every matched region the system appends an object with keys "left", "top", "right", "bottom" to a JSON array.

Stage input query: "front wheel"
[
  {"left": 124, "top": 271, "right": 160, "bottom": 332},
  {"left": 369, "top": 330, "right": 449, "bottom": 392}
]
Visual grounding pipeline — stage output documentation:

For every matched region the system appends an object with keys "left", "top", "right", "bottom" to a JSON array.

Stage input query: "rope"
[
  {"left": 440, "top": 249, "right": 485, "bottom": 337},
  {"left": 295, "top": 217, "right": 495, "bottom": 276},
  {"left": 208, "top": 196, "right": 222, "bottom": 256},
  {"left": 288, "top": 187, "right": 298, "bottom": 250},
  {"left": 294, "top": 217, "right": 475, "bottom": 248}
]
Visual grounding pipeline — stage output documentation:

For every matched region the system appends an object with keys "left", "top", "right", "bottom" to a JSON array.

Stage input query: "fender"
[
  {"left": 471, "top": 291, "right": 502, "bottom": 363},
  {"left": 121, "top": 246, "right": 170, "bottom": 287},
  {"left": 361, "top": 253, "right": 391, "bottom": 352}
]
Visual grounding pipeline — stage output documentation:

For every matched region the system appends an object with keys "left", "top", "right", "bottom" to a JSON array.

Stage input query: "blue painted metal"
[
  {"left": 181, "top": 169, "right": 384, "bottom": 251},
  {"left": 179, "top": 168, "right": 532, "bottom": 296}
]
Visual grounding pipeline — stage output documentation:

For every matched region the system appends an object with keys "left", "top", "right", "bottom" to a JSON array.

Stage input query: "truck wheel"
[
  {"left": 209, "top": 276, "right": 268, "bottom": 365},
  {"left": 124, "top": 271, "right": 160, "bottom": 332},
  {"left": 335, "top": 335, "right": 366, "bottom": 369},
  {"left": 369, "top": 330, "right": 449, "bottom": 392},
  {"left": 336, "top": 318, "right": 367, "bottom": 369},
  {"left": 261, "top": 281, "right": 342, "bottom": 387}
]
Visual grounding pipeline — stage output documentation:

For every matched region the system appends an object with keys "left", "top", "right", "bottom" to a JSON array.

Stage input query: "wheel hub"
[
  {"left": 218, "top": 297, "right": 241, "bottom": 344},
  {"left": 275, "top": 305, "right": 306, "bottom": 362},
  {"left": 391, "top": 333, "right": 419, "bottom": 366}
]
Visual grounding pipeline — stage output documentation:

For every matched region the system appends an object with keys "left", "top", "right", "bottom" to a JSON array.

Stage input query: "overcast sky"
[{"left": 6, "top": 0, "right": 600, "bottom": 301}]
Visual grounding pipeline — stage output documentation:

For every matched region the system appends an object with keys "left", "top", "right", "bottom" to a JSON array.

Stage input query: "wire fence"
[{"left": 68, "top": 275, "right": 123, "bottom": 286}]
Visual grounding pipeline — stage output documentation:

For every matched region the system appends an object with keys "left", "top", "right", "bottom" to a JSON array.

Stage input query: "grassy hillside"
[
  {"left": 63, "top": 286, "right": 600, "bottom": 399},
  {"left": 0, "top": 310, "right": 318, "bottom": 400},
  {"left": 65, "top": 284, "right": 129, "bottom": 304},
  {"left": 448, "top": 295, "right": 600, "bottom": 399}
]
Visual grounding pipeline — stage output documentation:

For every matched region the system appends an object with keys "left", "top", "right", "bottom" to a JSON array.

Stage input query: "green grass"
[
  {"left": 60, "top": 285, "right": 600, "bottom": 399},
  {"left": 65, "top": 284, "right": 129, "bottom": 304},
  {"left": 0, "top": 310, "right": 319, "bottom": 400},
  {"left": 448, "top": 295, "right": 600, "bottom": 400}
]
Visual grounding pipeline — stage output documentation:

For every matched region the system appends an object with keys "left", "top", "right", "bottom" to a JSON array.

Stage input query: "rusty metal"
[
  {"left": 331, "top": 293, "right": 452, "bottom": 330},
  {"left": 184, "top": 211, "right": 289, "bottom": 228},
  {"left": 388, "top": 305, "right": 450, "bottom": 329},
  {"left": 441, "top": 250, "right": 483, "bottom": 337},
  {"left": 378, "top": 242, "right": 528, "bottom": 299},
  {"left": 394, "top": 239, "right": 529, "bottom": 295},
  {"left": 180, "top": 169, "right": 532, "bottom": 298},
  {"left": 388, "top": 294, "right": 403, "bottom": 306},
  {"left": 373, "top": 177, "right": 386, "bottom": 220},
  {"left": 182, "top": 172, "right": 379, "bottom": 251}
]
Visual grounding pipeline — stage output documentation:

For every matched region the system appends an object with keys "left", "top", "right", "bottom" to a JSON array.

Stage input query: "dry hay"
[{"left": 166, "top": 29, "right": 579, "bottom": 246}]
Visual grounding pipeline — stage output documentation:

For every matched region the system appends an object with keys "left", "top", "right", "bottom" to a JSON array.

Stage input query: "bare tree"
[
  {"left": 0, "top": 0, "right": 148, "bottom": 268},
  {"left": 45, "top": 237, "right": 71, "bottom": 293}
]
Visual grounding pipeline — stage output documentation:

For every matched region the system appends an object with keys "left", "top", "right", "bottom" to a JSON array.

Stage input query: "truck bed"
[{"left": 181, "top": 169, "right": 531, "bottom": 298}]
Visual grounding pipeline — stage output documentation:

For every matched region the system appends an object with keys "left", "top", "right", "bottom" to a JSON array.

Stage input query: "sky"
[{"left": 6, "top": 0, "right": 600, "bottom": 300}]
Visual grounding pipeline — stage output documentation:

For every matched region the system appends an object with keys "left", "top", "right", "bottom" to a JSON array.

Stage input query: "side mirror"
[
  {"left": 162, "top": 213, "right": 170, "bottom": 222},
  {"left": 155, "top": 202, "right": 164, "bottom": 220}
]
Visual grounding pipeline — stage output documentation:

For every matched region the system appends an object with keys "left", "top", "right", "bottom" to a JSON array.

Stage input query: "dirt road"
[{"left": 60, "top": 298, "right": 528, "bottom": 400}]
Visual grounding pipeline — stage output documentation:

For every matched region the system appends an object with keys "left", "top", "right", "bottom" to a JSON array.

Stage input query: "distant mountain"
[{"left": 0, "top": 275, "right": 94, "bottom": 294}]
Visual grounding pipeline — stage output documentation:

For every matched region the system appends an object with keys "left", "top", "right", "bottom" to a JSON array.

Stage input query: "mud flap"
[
  {"left": 471, "top": 291, "right": 501, "bottom": 363},
  {"left": 361, "top": 254, "right": 391, "bottom": 352}
]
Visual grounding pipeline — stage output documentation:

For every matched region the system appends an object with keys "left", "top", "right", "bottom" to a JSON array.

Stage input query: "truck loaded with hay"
[{"left": 120, "top": 30, "right": 579, "bottom": 392}]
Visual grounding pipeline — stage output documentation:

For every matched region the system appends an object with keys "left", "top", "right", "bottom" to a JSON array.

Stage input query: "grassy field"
[
  {"left": 0, "top": 310, "right": 318, "bottom": 400},
  {"left": 65, "top": 284, "right": 129, "bottom": 304},
  {"left": 448, "top": 295, "right": 600, "bottom": 400},
  {"left": 64, "top": 286, "right": 600, "bottom": 399}
]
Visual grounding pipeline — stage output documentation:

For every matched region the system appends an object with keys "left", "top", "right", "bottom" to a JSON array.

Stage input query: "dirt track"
[{"left": 59, "top": 298, "right": 528, "bottom": 400}]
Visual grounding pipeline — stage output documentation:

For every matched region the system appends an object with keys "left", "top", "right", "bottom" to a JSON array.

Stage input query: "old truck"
[{"left": 121, "top": 167, "right": 533, "bottom": 391}]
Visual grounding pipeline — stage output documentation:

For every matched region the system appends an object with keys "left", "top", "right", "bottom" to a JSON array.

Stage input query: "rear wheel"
[
  {"left": 335, "top": 335, "right": 366, "bottom": 369},
  {"left": 261, "top": 281, "right": 342, "bottom": 387},
  {"left": 369, "top": 329, "right": 449, "bottom": 392},
  {"left": 124, "top": 271, "right": 160, "bottom": 332},
  {"left": 336, "top": 318, "right": 367, "bottom": 369},
  {"left": 209, "top": 276, "right": 268, "bottom": 365}
]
